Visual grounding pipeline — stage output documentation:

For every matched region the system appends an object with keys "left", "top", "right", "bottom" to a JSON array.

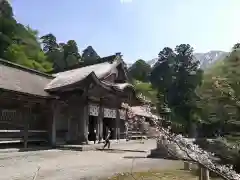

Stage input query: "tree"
[
  {"left": 150, "top": 44, "right": 203, "bottom": 137},
  {"left": 150, "top": 47, "right": 175, "bottom": 94},
  {"left": 129, "top": 59, "right": 151, "bottom": 82},
  {"left": 134, "top": 80, "right": 157, "bottom": 105},
  {"left": 62, "top": 40, "right": 81, "bottom": 67},
  {"left": 0, "top": 1, "right": 84, "bottom": 73},
  {"left": 82, "top": 46, "right": 100, "bottom": 64},
  {"left": 214, "top": 49, "right": 240, "bottom": 134},
  {"left": 0, "top": 0, "right": 13, "bottom": 18},
  {"left": 197, "top": 47, "right": 240, "bottom": 138},
  {"left": 40, "top": 34, "right": 83, "bottom": 72},
  {"left": 173, "top": 44, "right": 202, "bottom": 136},
  {"left": 0, "top": 0, "right": 16, "bottom": 58},
  {"left": 0, "top": 1, "right": 53, "bottom": 72},
  {"left": 150, "top": 47, "right": 176, "bottom": 117},
  {"left": 233, "top": 43, "right": 240, "bottom": 50},
  {"left": 40, "top": 33, "right": 58, "bottom": 54}
]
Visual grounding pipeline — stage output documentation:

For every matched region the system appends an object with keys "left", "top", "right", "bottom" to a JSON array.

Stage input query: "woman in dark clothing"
[{"left": 103, "top": 129, "right": 111, "bottom": 149}]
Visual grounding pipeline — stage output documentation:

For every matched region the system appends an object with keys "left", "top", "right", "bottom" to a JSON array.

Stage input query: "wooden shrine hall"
[{"left": 0, "top": 53, "right": 139, "bottom": 148}]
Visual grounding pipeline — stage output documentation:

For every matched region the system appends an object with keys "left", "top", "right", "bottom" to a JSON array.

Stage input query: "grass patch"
[{"left": 104, "top": 169, "right": 199, "bottom": 180}]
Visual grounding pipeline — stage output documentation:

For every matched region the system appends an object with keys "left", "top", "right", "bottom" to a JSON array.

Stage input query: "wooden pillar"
[
  {"left": 125, "top": 109, "right": 128, "bottom": 140},
  {"left": 51, "top": 101, "right": 59, "bottom": 147},
  {"left": 198, "top": 164, "right": 210, "bottom": 180},
  {"left": 97, "top": 102, "right": 103, "bottom": 143},
  {"left": 83, "top": 104, "right": 89, "bottom": 144},
  {"left": 66, "top": 117, "right": 71, "bottom": 142},
  {"left": 115, "top": 108, "right": 120, "bottom": 140},
  {"left": 99, "top": 117, "right": 103, "bottom": 141},
  {"left": 22, "top": 105, "right": 31, "bottom": 149},
  {"left": 51, "top": 114, "right": 56, "bottom": 147}
]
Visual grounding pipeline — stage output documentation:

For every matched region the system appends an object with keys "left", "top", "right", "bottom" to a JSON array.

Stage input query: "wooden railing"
[
  {"left": 0, "top": 129, "right": 48, "bottom": 145},
  {"left": 183, "top": 161, "right": 222, "bottom": 180}
]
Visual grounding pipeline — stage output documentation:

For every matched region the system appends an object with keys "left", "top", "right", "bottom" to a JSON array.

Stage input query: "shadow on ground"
[
  {"left": 123, "top": 156, "right": 147, "bottom": 159},
  {"left": 97, "top": 148, "right": 147, "bottom": 153},
  {"left": 0, "top": 143, "right": 53, "bottom": 153}
]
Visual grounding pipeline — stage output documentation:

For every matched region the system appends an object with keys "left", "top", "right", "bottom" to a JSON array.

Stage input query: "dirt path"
[{"left": 0, "top": 140, "right": 182, "bottom": 180}]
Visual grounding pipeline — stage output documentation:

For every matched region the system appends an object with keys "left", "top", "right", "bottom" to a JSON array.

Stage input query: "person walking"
[{"left": 103, "top": 129, "right": 111, "bottom": 149}]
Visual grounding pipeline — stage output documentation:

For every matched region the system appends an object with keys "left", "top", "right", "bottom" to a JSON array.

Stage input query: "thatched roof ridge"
[
  {"left": 0, "top": 59, "right": 53, "bottom": 78},
  {"left": 0, "top": 54, "right": 134, "bottom": 98},
  {"left": 45, "top": 58, "right": 123, "bottom": 91},
  {"left": 0, "top": 59, "right": 53, "bottom": 97}
]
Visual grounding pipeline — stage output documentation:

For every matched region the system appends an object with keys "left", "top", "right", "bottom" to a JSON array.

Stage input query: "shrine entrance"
[
  {"left": 88, "top": 115, "right": 97, "bottom": 141},
  {"left": 103, "top": 108, "right": 117, "bottom": 140},
  {"left": 103, "top": 118, "right": 114, "bottom": 140}
]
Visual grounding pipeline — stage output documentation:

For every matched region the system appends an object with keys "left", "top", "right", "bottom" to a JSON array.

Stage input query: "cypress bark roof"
[
  {"left": 45, "top": 56, "right": 128, "bottom": 91},
  {"left": 50, "top": 55, "right": 117, "bottom": 73},
  {"left": 0, "top": 59, "right": 53, "bottom": 97},
  {"left": 0, "top": 54, "right": 134, "bottom": 98}
]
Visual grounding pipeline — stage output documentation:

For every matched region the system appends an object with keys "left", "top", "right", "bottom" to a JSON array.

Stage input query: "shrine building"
[{"left": 0, "top": 53, "right": 139, "bottom": 148}]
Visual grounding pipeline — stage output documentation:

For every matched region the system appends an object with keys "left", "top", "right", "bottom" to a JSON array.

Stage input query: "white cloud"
[{"left": 120, "top": 0, "right": 133, "bottom": 4}]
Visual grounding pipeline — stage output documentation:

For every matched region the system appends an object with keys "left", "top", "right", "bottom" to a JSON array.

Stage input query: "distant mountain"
[
  {"left": 194, "top": 51, "right": 228, "bottom": 69},
  {"left": 146, "top": 51, "right": 228, "bottom": 69},
  {"left": 147, "top": 58, "right": 158, "bottom": 68}
]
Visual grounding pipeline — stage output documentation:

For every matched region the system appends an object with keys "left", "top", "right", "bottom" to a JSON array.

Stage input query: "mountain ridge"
[{"left": 145, "top": 50, "right": 228, "bottom": 69}]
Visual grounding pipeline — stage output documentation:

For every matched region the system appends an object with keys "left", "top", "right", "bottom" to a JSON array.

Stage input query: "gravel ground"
[{"left": 0, "top": 140, "right": 182, "bottom": 180}]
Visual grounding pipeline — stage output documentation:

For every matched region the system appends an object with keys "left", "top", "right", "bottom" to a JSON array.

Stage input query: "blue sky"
[{"left": 12, "top": 0, "right": 240, "bottom": 63}]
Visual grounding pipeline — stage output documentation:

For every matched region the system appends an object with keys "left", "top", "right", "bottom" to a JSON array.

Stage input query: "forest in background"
[
  {"left": 0, "top": 1, "right": 100, "bottom": 73},
  {"left": 1, "top": 0, "right": 240, "bottom": 142}
]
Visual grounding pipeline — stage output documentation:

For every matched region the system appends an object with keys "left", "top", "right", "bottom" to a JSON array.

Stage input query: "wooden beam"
[
  {"left": 0, "top": 89, "right": 51, "bottom": 104},
  {"left": 51, "top": 101, "right": 58, "bottom": 147},
  {"left": 0, "top": 130, "right": 47, "bottom": 133},
  {"left": 83, "top": 104, "right": 89, "bottom": 144},
  {"left": 115, "top": 108, "right": 120, "bottom": 140},
  {"left": 22, "top": 105, "right": 31, "bottom": 149},
  {"left": 97, "top": 99, "right": 104, "bottom": 142}
]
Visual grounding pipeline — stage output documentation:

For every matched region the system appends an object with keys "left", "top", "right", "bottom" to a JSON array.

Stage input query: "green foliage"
[
  {"left": 129, "top": 59, "right": 151, "bottom": 82},
  {"left": 232, "top": 43, "right": 240, "bottom": 50},
  {"left": 0, "top": 1, "right": 86, "bottom": 73},
  {"left": 40, "top": 34, "right": 82, "bottom": 72},
  {"left": 197, "top": 48, "right": 240, "bottom": 138},
  {"left": 63, "top": 40, "right": 81, "bottom": 60},
  {"left": 82, "top": 45, "right": 100, "bottom": 64},
  {"left": 40, "top": 33, "right": 58, "bottom": 53},
  {"left": 150, "top": 44, "right": 203, "bottom": 136},
  {"left": 133, "top": 80, "right": 157, "bottom": 104},
  {"left": 0, "top": 0, "right": 52, "bottom": 72},
  {"left": 194, "top": 137, "right": 240, "bottom": 173},
  {"left": 0, "top": 0, "right": 16, "bottom": 58}
]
